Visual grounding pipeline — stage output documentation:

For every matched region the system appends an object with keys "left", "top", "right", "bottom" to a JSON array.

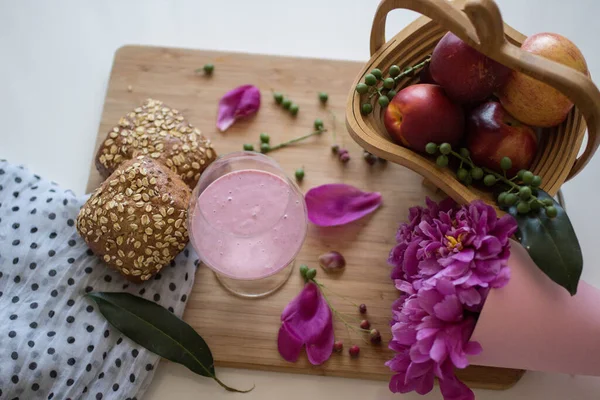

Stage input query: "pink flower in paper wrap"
[
  {"left": 278, "top": 281, "right": 334, "bottom": 365},
  {"left": 216, "top": 84, "right": 261, "bottom": 132},
  {"left": 386, "top": 198, "right": 517, "bottom": 399},
  {"left": 305, "top": 183, "right": 382, "bottom": 226}
]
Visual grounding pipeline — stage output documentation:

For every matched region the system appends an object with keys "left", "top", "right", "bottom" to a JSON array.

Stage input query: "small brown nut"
[{"left": 318, "top": 251, "right": 346, "bottom": 272}]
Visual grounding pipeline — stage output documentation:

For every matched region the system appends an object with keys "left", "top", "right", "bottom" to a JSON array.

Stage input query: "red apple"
[
  {"left": 419, "top": 63, "right": 436, "bottom": 84},
  {"left": 467, "top": 101, "right": 538, "bottom": 175},
  {"left": 384, "top": 84, "right": 464, "bottom": 152},
  {"left": 430, "top": 32, "right": 511, "bottom": 103},
  {"left": 498, "top": 32, "right": 588, "bottom": 127}
]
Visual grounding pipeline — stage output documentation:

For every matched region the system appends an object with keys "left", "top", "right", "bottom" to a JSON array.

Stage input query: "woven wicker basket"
[{"left": 346, "top": 0, "right": 600, "bottom": 206}]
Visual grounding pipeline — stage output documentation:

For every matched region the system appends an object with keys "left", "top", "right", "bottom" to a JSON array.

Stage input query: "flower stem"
[
  {"left": 393, "top": 56, "right": 431, "bottom": 87},
  {"left": 329, "top": 111, "right": 338, "bottom": 145},
  {"left": 316, "top": 282, "right": 361, "bottom": 309},
  {"left": 316, "top": 281, "right": 370, "bottom": 344},
  {"left": 264, "top": 129, "right": 326, "bottom": 153}
]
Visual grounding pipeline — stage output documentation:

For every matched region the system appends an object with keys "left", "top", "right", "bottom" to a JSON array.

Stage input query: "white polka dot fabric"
[{"left": 0, "top": 160, "right": 199, "bottom": 400}]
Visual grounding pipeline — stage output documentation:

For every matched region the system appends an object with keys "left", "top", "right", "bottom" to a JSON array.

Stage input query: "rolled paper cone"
[{"left": 469, "top": 239, "right": 600, "bottom": 376}]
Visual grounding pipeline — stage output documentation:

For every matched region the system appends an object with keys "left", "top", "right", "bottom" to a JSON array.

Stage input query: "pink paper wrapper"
[{"left": 469, "top": 239, "right": 600, "bottom": 376}]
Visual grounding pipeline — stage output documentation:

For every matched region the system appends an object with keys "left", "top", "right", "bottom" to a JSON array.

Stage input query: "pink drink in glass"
[{"left": 188, "top": 152, "right": 307, "bottom": 296}]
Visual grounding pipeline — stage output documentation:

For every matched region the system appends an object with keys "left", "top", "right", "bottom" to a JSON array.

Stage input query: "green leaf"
[
  {"left": 508, "top": 190, "right": 583, "bottom": 295},
  {"left": 87, "top": 292, "right": 253, "bottom": 393}
]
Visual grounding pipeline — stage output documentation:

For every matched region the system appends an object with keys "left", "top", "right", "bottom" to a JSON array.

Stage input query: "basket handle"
[{"left": 369, "top": 0, "right": 600, "bottom": 180}]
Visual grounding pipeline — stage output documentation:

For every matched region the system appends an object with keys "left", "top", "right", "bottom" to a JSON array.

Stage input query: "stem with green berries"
[
  {"left": 425, "top": 142, "right": 557, "bottom": 217},
  {"left": 242, "top": 127, "right": 326, "bottom": 154},
  {"left": 355, "top": 56, "right": 432, "bottom": 115},
  {"left": 263, "top": 129, "right": 326, "bottom": 153}
]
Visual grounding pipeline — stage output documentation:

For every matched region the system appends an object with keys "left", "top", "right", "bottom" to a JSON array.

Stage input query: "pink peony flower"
[
  {"left": 387, "top": 198, "right": 517, "bottom": 400},
  {"left": 277, "top": 281, "right": 334, "bottom": 365}
]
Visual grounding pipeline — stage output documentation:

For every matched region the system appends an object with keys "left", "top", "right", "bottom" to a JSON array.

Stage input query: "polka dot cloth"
[{"left": 0, "top": 161, "right": 198, "bottom": 399}]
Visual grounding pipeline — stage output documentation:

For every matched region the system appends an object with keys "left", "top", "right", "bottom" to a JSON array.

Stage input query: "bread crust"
[
  {"left": 77, "top": 156, "right": 191, "bottom": 282},
  {"left": 95, "top": 98, "right": 216, "bottom": 189}
]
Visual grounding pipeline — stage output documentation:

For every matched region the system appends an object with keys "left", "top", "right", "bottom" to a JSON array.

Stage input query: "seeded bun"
[
  {"left": 95, "top": 98, "right": 216, "bottom": 189},
  {"left": 77, "top": 156, "right": 190, "bottom": 282}
]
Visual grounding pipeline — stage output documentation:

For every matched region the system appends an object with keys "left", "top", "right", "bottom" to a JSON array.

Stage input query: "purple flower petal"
[
  {"left": 433, "top": 295, "right": 462, "bottom": 322},
  {"left": 490, "top": 266, "right": 511, "bottom": 288},
  {"left": 305, "top": 184, "right": 382, "bottom": 226},
  {"left": 452, "top": 248, "right": 474, "bottom": 263},
  {"left": 277, "top": 323, "right": 303, "bottom": 362},
  {"left": 475, "top": 235, "right": 502, "bottom": 260},
  {"left": 278, "top": 282, "right": 333, "bottom": 365},
  {"left": 305, "top": 318, "right": 334, "bottom": 365},
  {"left": 392, "top": 325, "right": 417, "bottom": 345},
  {"left": 403, "top": 240, "right": 420, "bottom": 278},
  {"left": 418, "top": 258, "right": 442, "bottom": 275},
  {"left": 465, "top": 341, "right": 482, "bottom": 356},
  {"left": 216, "top": 84, "right": 261, "bottom": 132},
  {"left": 439, "top": 372, "right": 475, "bottom": 400},
  {"left": 430, "top": 335, "right": 448, "bottom": 363},
  {"left": 457, "top": 287, "right": 481, "bottom": 307},
  {"left": 414, "top": 368, "right": 435, "bottom": 395},
  {"left": 394, "top": 279, "right": 415, "bottom": 295}
]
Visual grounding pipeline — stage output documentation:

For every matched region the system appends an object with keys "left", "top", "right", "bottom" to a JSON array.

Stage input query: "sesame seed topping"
[
  {"left": 76, "top": 156, "right": 190, "bottom": 282},
  {"left": 97, "top": 98, "right": 216, "bottom": 188}
]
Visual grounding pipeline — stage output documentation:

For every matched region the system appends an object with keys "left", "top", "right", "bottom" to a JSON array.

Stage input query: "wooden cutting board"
[{"left": 86, "top": 45, "right": 524, "bottom": 389}]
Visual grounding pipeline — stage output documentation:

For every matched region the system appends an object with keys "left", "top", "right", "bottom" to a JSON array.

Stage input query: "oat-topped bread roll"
[
  {"left": 77, "top": 156, "right": 190, "bottom": 282},
  {"left": 95, "top": 98, "right": 216, "bottom": 188}
]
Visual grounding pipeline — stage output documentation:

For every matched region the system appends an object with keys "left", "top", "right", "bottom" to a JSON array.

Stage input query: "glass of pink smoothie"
[{"left": 188, "top": 152, "right": 307, "bottom": 298}]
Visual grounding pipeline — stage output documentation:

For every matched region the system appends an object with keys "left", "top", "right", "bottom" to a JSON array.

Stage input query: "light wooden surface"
[
  {"left": 347, "top": 0, "right": 598, "bottom": 209},
  {"left": 85, "top": 45, "right": 524, "bottom": 389}
]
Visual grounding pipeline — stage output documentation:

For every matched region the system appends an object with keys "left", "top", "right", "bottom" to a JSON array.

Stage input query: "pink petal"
[
  {"left": 278, "top": 282, "right": 334, "bottom": 365},
  {"left": 418, "top": 258, "right": 442, "bottom": 275},
  {"left": 406, "top": 361, "right": 432, "bottom": 380},
  {"left": 430, "top": 335, "right": 448, "bottom": 363},
  {"left": 465, "top": 341, "right": 482, "bottom": 356},
  {"left": 433, "top": 295, "right": 463, "bottom": 322},
  {"left": 216, "top": 84, "right": 261, "bottom": 132},
  {"left": 305, "top": 184, "right": 382, "bottom": 226},
  {"left": 452, "top": 248, "right": 474, "bottom": 263},
  {"left": 394, "top": 279, "right": 415, "bottom": 295},
  {"left": 277, "top": 323, "right": 303, "bottom": 362},
  {"left": 409, "top": 345, "right": 431, "bottom": 363},
  {"left": 439, "top": 374, "right": 475, "bottom": 400},
  {"left": 392, "top": 326, "right": 417, "bottom": 345},
  {"left": 403, "top": 240, "right": 420, "bottom": 278},
  {"left": 449, "top": 350, "right": 470, "bottom": 369},
  {"left": 416, "top": 328, "right": 438, "bottom": 341},
  {"left": 417, "top": 288, "right": 443, "bottom": 315},
  {"left": 390, "top": 372, "right": 415, "bottom": 393},
  {"left": 305, "top": 318, "right": 334, "bottom": 365},
  {"left": 490, "top": 266, "right": 511, "bottom": 288},
  {"left": 414, "top": 368, "right": 435, "bottom": 395},
  {"left": 457, "top": 287, "right": 482, "bottom": 307}
]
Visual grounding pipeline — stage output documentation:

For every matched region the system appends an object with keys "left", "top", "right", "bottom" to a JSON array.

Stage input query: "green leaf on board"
[
  {"left": 508, "top": 190, "right": 583, "bottom": 295},
  {"left": 87, "top": 292, "right": 253, "bottom": 393}
]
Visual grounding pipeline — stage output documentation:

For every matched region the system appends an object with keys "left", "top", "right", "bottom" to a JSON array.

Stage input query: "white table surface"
[{"left": 1, "top": 0, "right": 599, "bottom": 398}]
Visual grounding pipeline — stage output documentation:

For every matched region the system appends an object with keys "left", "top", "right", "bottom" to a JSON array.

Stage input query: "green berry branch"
[
  {"left": 272, "top": 91, "right": 300, "bottom": 116},
  {"left": 355, "top": 56, "right": 432, "bottom": 115},
  {"left": 425, "top": 142, "right": 557, "bottom": 217},
  {"left": 242, "top": 123, "right": 326, "bottom": 154}
]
